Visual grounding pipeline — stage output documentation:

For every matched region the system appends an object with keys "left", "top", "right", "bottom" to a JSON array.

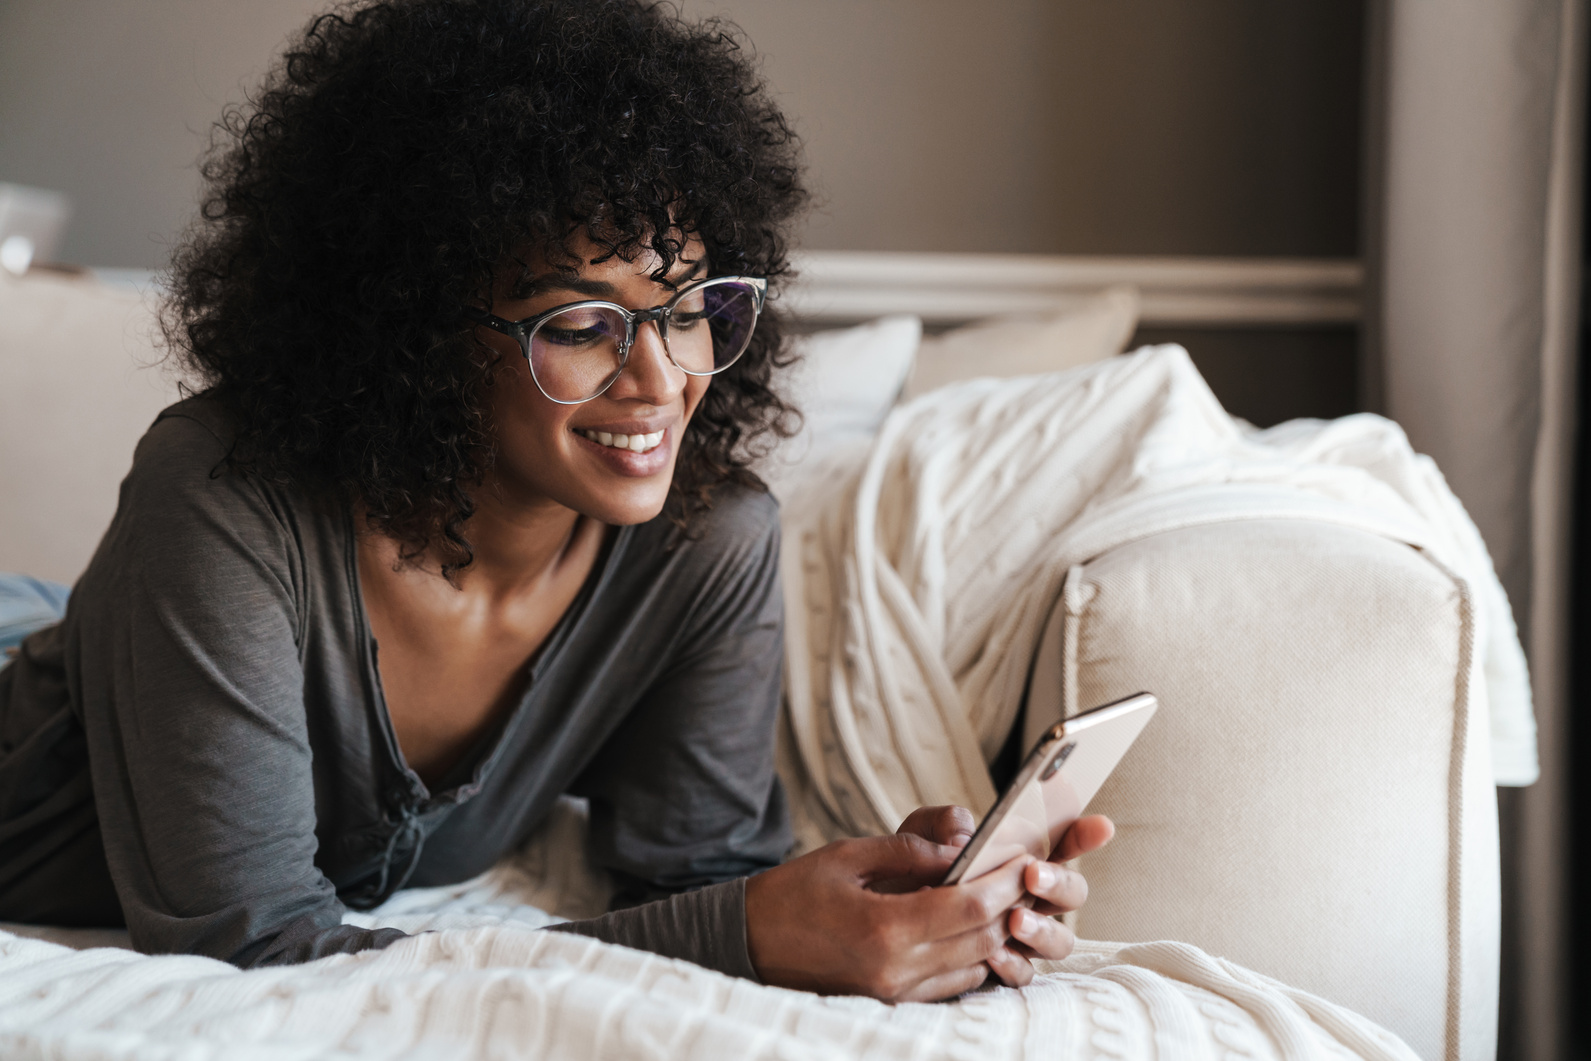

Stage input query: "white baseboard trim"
[{"left": 784, "top": 251, "right": 1363, "bottom": 327}]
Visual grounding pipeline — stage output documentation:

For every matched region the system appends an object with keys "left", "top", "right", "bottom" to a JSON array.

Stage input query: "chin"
[
  {"left": 547, "top": 465, "right": 676, "bottom": 526},
  {"left": 583, "top": 487, "right": 672, "bottom": 526},
  {"left": 557, "top": 425, "right": 686, "bottom": 524}
]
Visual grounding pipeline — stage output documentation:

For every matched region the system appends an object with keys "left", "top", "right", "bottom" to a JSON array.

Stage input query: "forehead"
[
  {"left": 530, "top": 228, "right": 705, "bottom": 278},
  {"left": 493, "top": 232, "right": 709, "bottom": 313}
]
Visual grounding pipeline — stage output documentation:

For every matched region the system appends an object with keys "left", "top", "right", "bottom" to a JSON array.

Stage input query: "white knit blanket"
[
  {"left": 777, "top": 344, "right": 1534, "bottom": 846},
  {"left": 0, "top": 800, "right": 1419, "bottom": 1061}
]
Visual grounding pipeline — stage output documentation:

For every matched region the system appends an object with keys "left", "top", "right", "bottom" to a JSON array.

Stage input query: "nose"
[{"left": 609, "top": 318, "right": 686, "bottom": 404}]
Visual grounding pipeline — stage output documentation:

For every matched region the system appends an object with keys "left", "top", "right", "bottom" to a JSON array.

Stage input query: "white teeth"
[{"left": 580, "top": 428, "right": 666, "bottom": 452}]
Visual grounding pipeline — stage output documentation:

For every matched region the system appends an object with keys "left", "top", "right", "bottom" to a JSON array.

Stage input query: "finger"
[
  {"left": 986, "top": 944, "right": 1036, "bottom": 988},
  {"left": 899, "top": 855, "right": 1030, "bottom": 939},
  {"left": 1007, "top": 905, "right": 1076, "bottom": 961},
  {"left": 1053, "top": 815, "right": 1115, "bottom": 862},
  {"left": 893, "top": 963, "right": 992, "bottom": 1003},
  {"left": 835, "top": 834, "right": 957, "bottom": 890},
  {"left": 876, "top": 896, "right": 1016, "bottom": 993},
  {"left": 1023, "top": 860, "right": 1088, "bottom": 913},
  {"left": 866, "top": 863, "right": 1027, "bottom": 999},
  {"left": 896, "top": 805, "right": 976, "bottom": 849},
  {"left": 886, "top": 909, "right": 1016, "bottom": 998}
]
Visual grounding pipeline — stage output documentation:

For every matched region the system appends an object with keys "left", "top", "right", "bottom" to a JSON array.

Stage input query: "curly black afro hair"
[{"left": 163, "top": 0, "right": 806, "bottom": 571}]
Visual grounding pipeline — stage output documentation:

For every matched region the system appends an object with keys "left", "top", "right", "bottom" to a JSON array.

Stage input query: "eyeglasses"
[{"left": 464, "top": 275, "right": 767, "bottom": 405}]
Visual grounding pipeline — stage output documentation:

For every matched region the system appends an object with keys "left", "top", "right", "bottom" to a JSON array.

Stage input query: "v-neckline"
[{"left": 344, "top": 511, "right": 626, "bottom": 806}]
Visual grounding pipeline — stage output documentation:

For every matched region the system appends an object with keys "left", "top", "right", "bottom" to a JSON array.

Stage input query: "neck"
[
  {"left": 353, "top": 485, "right": 585, "bottom": 602},
  {"left": 450, "top": 481, "right": 589, "bottom": 598}
]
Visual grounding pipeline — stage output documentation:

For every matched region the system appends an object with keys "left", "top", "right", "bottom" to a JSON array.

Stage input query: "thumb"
[
  {"left": 840, "top": 833, "right": 956, "bottom": 889},
  {"left": 897, "top": 805, "right": 977, "bottom": 849}
]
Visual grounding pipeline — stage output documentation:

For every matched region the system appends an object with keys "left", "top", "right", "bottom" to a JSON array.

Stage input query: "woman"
[{"left": 0, "top": 0, "right": 1110, "bottom": 1000}]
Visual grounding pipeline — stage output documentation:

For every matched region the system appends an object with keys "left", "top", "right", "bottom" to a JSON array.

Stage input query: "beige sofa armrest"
[
  {"left": 1033, "top": 519, "right": 1498, "bottom": 1061},
  {"left": 0, "top": 271, "right": 177, "bottom": 583}
]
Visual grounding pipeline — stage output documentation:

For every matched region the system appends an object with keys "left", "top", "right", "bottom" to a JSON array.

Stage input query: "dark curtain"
[
  {"left": 1362, "top": 3, "right": 1586, "bottom": 1057},
  {"left": 1566, "top": 103, "right": 1591, "bottom": 1059}
]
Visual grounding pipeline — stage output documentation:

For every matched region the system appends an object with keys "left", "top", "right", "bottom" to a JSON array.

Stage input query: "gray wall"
[
  {"left": 692, "top": 0, "right": 1362, "bottom": 257},
  {"left": 0, "top": 0, "right": 1361, "bottom": 267},
  {"left": 0, "top": 0, "right": 325, "bottom": 268}
]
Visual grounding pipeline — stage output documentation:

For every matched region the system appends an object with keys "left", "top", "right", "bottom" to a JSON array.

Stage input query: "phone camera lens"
[{"left": 1040, "top": 741, "right": 1077, "bottom": 781}]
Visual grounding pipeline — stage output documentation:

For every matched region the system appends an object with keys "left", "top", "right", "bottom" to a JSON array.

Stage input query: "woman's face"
[{"left": 474, "top": 233, "right": 715, "bottom": 526}]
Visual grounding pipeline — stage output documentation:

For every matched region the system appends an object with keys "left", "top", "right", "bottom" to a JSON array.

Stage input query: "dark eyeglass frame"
[{"left": 463, "top": 275, "right": 767, "bottom": 405}]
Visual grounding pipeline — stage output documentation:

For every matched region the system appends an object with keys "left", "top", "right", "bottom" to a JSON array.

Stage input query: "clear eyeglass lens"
[
  {"left": 669, "top": 281, "right": 758, "bottom": 375},
  {"left": 529, "top": 305, "right": 627, "bottom": 402}
]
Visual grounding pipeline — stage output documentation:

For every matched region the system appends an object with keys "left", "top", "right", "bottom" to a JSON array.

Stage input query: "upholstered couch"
[{"left": 0, "top": 268, "right": 1498, "bottom": 1061}]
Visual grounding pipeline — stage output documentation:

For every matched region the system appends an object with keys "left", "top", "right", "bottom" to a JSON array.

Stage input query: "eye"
[
  {"left": 540, "top": 323, "right": 610, "bottom": 346},
  {"left": 670, "top": 290, "right": 710, "bottom": 328},
  {"left": 538, "top": 308, "right": 619, "bottom": 347}
]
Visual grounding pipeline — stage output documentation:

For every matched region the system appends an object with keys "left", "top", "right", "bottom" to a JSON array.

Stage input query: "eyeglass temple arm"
[{"left": 461, "top": 306, "right": 523, "bottom": 336}]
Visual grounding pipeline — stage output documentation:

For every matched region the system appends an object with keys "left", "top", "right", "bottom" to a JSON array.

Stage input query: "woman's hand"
[
  {"left": 743, "top": 806, "right": 1114, "bottom": 1000},
  {"left": 744, "top": 830, "right": 1030, "bottom": 1001},
  {"left": 895, "top": 805, "right": 1115, "bottom": 989}
]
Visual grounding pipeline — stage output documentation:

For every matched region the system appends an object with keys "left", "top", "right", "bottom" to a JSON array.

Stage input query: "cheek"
[
  {"left": 680, "top": 375, "right": 713, "bottom": 427},
  {"left": 486, "top": 360, "right": 574, "bottom": 459}
]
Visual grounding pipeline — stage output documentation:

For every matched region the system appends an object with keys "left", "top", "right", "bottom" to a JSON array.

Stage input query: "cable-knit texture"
[
  {"left": 775, "top": 344, "right": 1534, "bottom": 853},
  {"left": 0, "top": 800, "right": 1420, "bottom": 1060}
]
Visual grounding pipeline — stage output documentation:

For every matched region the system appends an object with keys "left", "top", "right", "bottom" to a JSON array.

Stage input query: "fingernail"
[
  {"left": 1013, "top": 908, "right": 1036, "bottom": 937},
  {"left": 1032, "top": 863, "right": 1057, "bottom": 890},
  {"left": 950, "top": 831, "right": 973, "bottom": 848}
]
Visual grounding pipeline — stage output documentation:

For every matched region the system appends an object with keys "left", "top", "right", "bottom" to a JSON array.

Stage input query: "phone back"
[{"left": 950, "top": 693, "right": 1157, "bottom": 883}]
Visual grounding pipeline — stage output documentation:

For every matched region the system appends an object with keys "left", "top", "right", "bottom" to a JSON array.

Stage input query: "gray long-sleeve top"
[{"left": 0, "top": 400, "right": 790, "bottom": 975}]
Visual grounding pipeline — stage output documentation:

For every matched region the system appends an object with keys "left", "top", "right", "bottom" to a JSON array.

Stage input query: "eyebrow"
[{"left": 519, "top": 260, "right": 709, "bottom": 301}]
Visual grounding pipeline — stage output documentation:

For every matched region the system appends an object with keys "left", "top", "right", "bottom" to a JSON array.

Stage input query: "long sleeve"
[
  {"left": 545, "top": 876, "right": 758, "bottom": 980},
  {"left": 66, "top": 410, "right": 404, "bottom": 967},
  {"left": 564, "top": 494, "right": 790, "bottom": 978}
]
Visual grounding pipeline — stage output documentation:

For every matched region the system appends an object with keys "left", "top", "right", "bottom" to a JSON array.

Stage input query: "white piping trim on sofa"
[{"left": 784, "top": 251, "right": 1363, "bottom": 327}]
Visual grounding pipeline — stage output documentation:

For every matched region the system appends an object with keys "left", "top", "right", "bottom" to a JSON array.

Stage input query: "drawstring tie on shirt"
[{"left": 346, "top": 805, "right": 425, "bottom": 908}]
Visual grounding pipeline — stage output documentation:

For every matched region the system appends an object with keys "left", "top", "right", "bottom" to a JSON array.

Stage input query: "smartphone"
[{"left": 940, "top": 692, "right": 1158, "bottom": 886}]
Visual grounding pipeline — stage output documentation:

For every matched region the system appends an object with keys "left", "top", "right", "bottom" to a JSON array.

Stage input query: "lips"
[{"left": 570, "top": 422, "right": 675, "bottom": 477}]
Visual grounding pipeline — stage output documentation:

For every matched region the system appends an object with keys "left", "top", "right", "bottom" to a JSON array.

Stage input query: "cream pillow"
[
  {"left": 0, "top": 270, "right": 181, "bottom": 583},
  {"left": 757, "top": 315, "right": 920, "bottom": 500},
  {"left": 901, "top": 285, "right": 1140, "bottom": 400}
]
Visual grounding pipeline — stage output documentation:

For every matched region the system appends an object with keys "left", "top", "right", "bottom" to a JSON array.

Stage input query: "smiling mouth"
[{"left": 578, "top": 428, "right": 666, "bottom": 453}]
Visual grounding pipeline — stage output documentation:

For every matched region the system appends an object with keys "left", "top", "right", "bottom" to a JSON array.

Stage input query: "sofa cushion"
[
  {"left": 901, "top": 285, "right": 1139, "bottom": 400},
  {"left": 756, "top": 314, "right": 920, "bottom": 502}
]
